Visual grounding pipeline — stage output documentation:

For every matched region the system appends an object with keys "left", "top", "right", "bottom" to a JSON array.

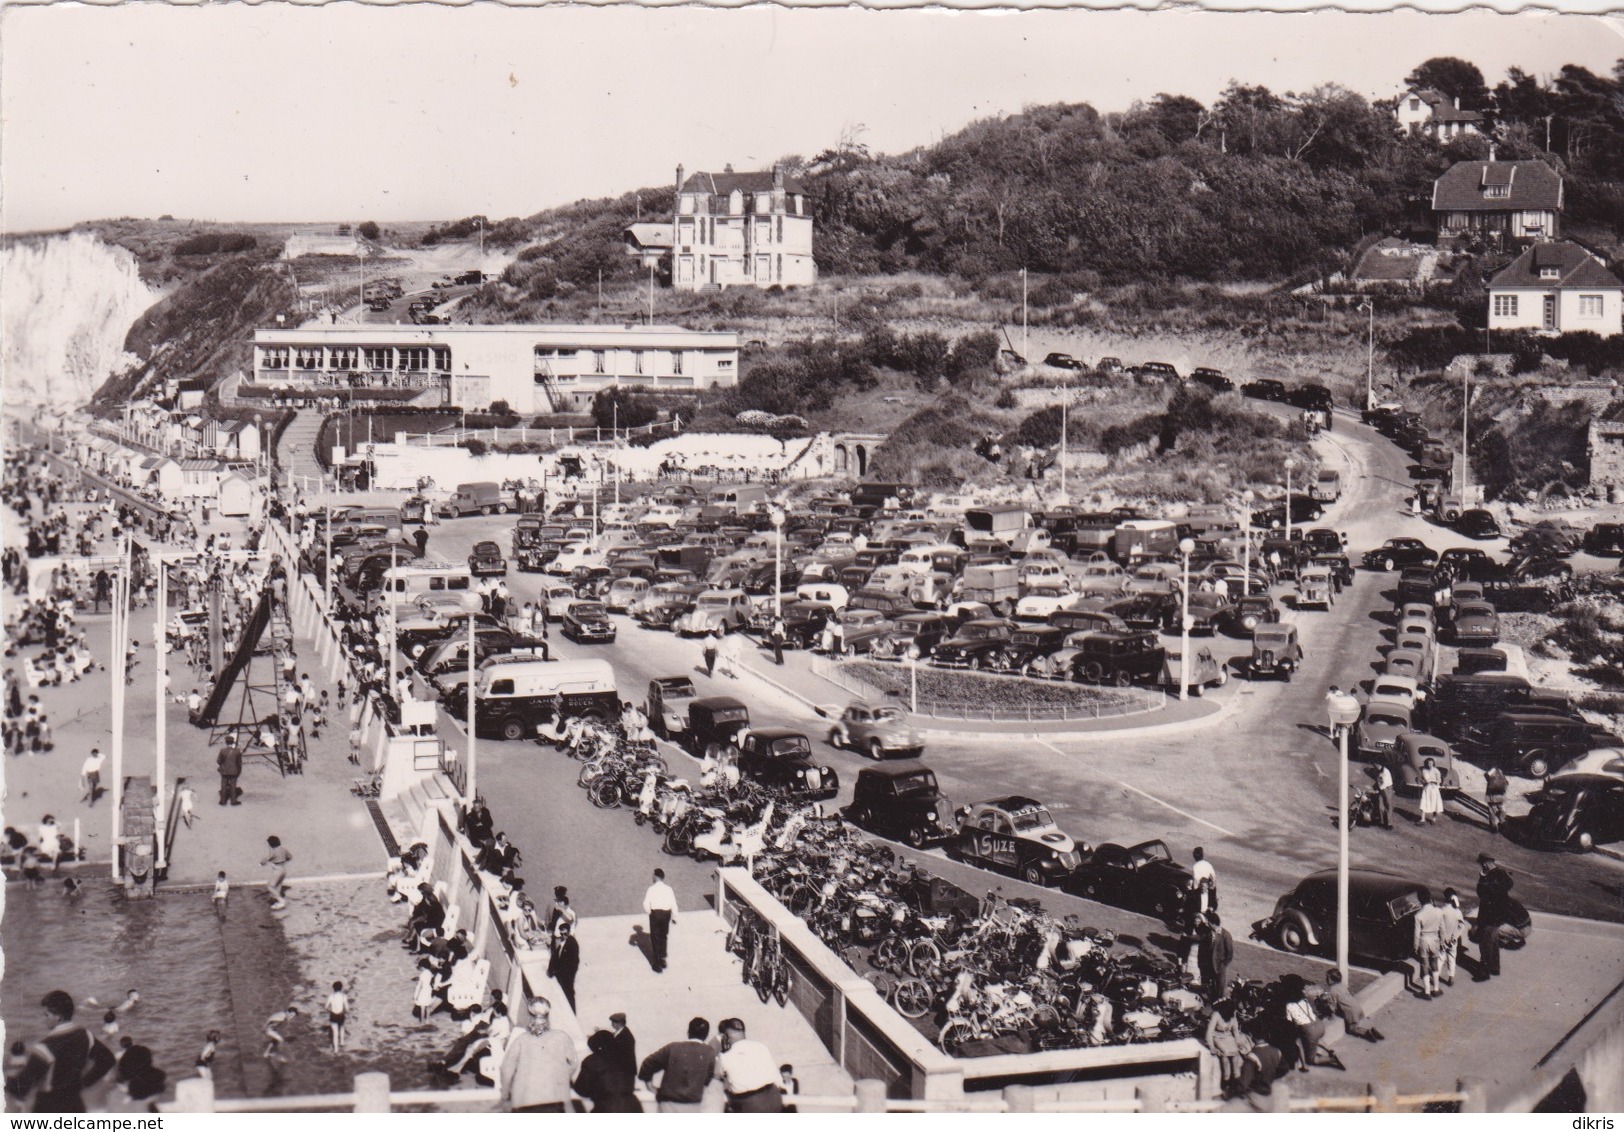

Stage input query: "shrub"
[
  {"left": 994, "top": 387, "right": 1019, "bottom": 410},
  {"left": 590, "top": 388, "right": 657, "bottom": 431},
  {"left": 460, "top": 438, "right": 489, "bottom": 457},
  {"left": 357, "top": 221, "right": 380, "bottom": 241}
]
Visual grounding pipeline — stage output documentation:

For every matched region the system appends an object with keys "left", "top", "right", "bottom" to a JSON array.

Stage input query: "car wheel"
[
  {"left": 1578, "top": 831, "right": 1595, "bottom": 851},
  {"left": 1082, "top": 661, "right": 1105, "bottom": 684},
  {"left": 408, "top": 642, "right": 427, "bottom": 658},
  {"left": 1152, "top": 888, "right": 1180, "bottom": 918},
  {"left": 1275, "top": 918, "right": 1310, "bottom": 954},
  {"left": 1021, "top": 864, "right": 1048, "bottom": 887},
  {"left": 852, "top": 806, "right": 873, "bottom": 829},
  {"left": 1383, "top": 557, "right": 1396, "bottom": 572},
  {"left": 1214, "top": 667, "right": 1229, "bottom": 687},
  {"left": 905, "top": 826, "right": 928, "bottom": 849},
  {"left": 869, "top": 739, "right": 886, "bottom": 760},
  {"left": 970, "top": 655, "right": 984, "bottom": 671},
  {"left": 500, "top": 718, "right": 525, "bottom": 742},
  {"left": 828, "top": 729, "right": 844, "bottom": 751},
  {"left": 1114, "top": 670, "right": 1133, "bottom": 688},
  {"left": 1522, "top": 749, "right": 1551, "bottom": 778},
  {"left": 1241, "top": 615, "right": 1259, "bottom": 633},
  {"left": 481, "top": 505, "right": 493, "bottom": 516}
]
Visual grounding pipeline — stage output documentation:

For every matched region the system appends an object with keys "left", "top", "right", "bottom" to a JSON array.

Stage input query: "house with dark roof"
[
  {"left": 1488, "top": 241, "right": 1622, "bottom": 338},
  {"left": 622, "top": 223, "right": 675, "bottom": 272},
  {"left": 1394, "top": 88, "right": 1484, "bottom": 142},
  {"left": 1432, "top": 158, "right": 1563, "bottom": 245},
  {"left": 670, "top": 163, "right": 814, "bottom": 291}
]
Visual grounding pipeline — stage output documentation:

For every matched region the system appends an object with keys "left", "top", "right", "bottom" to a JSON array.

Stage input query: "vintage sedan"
[
  {"left": 561, "top": 601, "right": 616, "bottom": 644},
  {"left": 1364, "top": 538, "right": 1438, "bottom": 573},
  {"left": 1357, "top": 701, "right": 1414, "bottom": 760},
  {"left": 1071, "top": 562, "right": 1129, "bottom": 597},
  {"left": 824, "top": 701, "right": 924, "bottom": 760},
  {"left": 1368, "top": 674, "right": 1421, "bottom": 715},
  {"left": 1263, "top": 869, "right": 1428, "bottom": 962},
  {"left": 872, "top": 612, "right": 953, "bottom": 660},
  {"left": 821, "top": 608, "right": 896, "bottom": 656},
  {"left": 1104, "top": 593, "right": 1174, "bottom": 632},
  {"left": 737, "top": 728, "right": 840, "bottom": 801},
  {"left": 1518, "top": 773, "right": 1624, "bottom": 851},
  {"left": 1064, "top": 839, "right": 1194, "bottom": 920},
  {"left": 1391, "top": 732, "right": 1461, "bottom": 794},
  {"left": 1383, "top": 648, "right": 1431, "bottom": 683},
  {"left": 1451, "top": 600, "right": 1501, "bottom": 647},
  {"left": 988, "top": 626, "right": 1070, "bottom": 675},
  {"left": 1248, "top": 623, "right": 1303, "bottom": 681},
  {"left": 931, "top": 619, "right": 1017, "bottom": 669},
  {"left": 543, "top": 582, "right": 583, "bottom": 622},
  {"left": 1014, "top": 587, "right": 1077, "bottom": 623},
  {"left": 950, "top": 797, "right": 1088, "bottom": 887},
  {"left": 844, "top": 765, "right": 956, "bottom": 848},
  {"left": 1296, "top": 567, "right": 1335, "bottom": 610},
  {"left": 468, "top": 540, "right": 508, "bottom": 577},
  {"left": 1226, "top": 595, "right": 1281, "bottom": 636},
  {"left": 778, "top": 600, "right": 837, "bottom": 650},
  {"left": 645, "top": 676, "right": 697, "bottom": 740},
  {"left": 673, "top": 589, "right": 752, "bottom": 636}
]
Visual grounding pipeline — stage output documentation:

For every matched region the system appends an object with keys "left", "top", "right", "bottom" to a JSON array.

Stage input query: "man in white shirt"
[
  {"left": 1189, "top": 846, "right": 1217, "bottom": 913},
  {"left": 715, "top": 1019, "right": 781, "bottom": 1113},
  {"left": 642, "top": 868, "right": 677, "bottom": 973},
  {"left": 80, "top": 748, "right": 105, "bottom": 806},
  {"left": 1373, "top": 764, "right": 1395, "bottom": 830}
]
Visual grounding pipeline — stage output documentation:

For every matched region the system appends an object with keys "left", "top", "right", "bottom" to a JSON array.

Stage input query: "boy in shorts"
[
  {"left": 263, "top": 1006, "right": 299, "bottom": 1061},
  {"left": 326, "top": 981, "right": 349, "bottom": 1054}
]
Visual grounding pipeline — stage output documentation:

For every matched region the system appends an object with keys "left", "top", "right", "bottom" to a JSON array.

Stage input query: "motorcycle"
[{"left": 1347, "top": 785, "right": 1378, "bottom": 828}]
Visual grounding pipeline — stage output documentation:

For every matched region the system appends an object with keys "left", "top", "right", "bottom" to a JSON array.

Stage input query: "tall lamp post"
[
  {"left": 1283, "top": 456, "right": 1297, "bottom": 547},
  {"left": 769, "top": 506, "right": 786, "bottom": 616},
  {"left": 1358, "top": 300, "right": 1375, "bottom": 411},
  {"left": 906, "top": 644, "right": 921, "bottom": 714},
  {"left": 1240, "top": 489, "right": 1255, "bottom": 597},
  {"left": 254, "top": 413, "right": 265, "bottom": 478},
  {"left": 1177, "top": 537, "right": 1196, "bottom": 702},
  {"left": 1020, "top": 268, "right": 1029, "bottom": 362},
  {"left": 1057, "top": 375, "right": 1070, "bottom": 505},
  {"left": 1327, "top": 689, "right": 1364, "bottom": 984},
  {"left": 1461, "top": 368, "right": 1471, "bottom": 505}
]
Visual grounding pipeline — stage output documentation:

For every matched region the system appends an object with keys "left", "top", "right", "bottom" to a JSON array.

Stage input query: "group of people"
[{"left": 4, "top": 989, "right": 165, "bottom": 1113}]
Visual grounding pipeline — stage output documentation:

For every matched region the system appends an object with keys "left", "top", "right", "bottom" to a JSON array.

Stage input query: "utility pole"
[
  {"left": 1020, "top": 268, "right": 1029, "bottom": 360},
  {"left": 1360, "top": 300, "right": 1375, "bottom": 410},
  {"left": 466, "top": 607, "right": 477, "bottom": 801},
  {"left": 648, "top": 264, "right": 655, "bottom": 326},
  {"left": 155, "top": 557, "right": 167, "bottom": 873}
]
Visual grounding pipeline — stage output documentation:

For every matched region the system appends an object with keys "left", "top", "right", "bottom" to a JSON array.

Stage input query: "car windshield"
[
  {"left": 1013, "top": 631, "right": 1052, "bottom": 645},
  {"left": 1256, "top": 629, "right": 1290, "bottom": 646},
  {"left": 769, "top": 737, "right": 812, "bottom": 757},
  {"left": 1388, "top": 891, "right": 1424, "bottom": 920},
  {"left": 893, "top": 771, "right": 938, "bottom": 794},
  {"left": 959, "top": 625, "right": 999, "bottom": 640},
  {"left": 873, "top": 706, "right": 904, "bottom": 723},
  {"left": 1374, "top": 683, "right": 1411, "bottom": 699},
  {"left": 1010, "top": 807, "right": 1055, "bottom": 832},
  {"left": 573, "top": 604, "right": 607, "bottom": 618},
  {"left": 699, "top": 595, "right": 733, "bottom": 607},
  {"left": 1130, "top": 841, "right": 1172, "bottom": 866},
  {"left": 1367, "top": 712, "right": 1406, "bottom": 729}
]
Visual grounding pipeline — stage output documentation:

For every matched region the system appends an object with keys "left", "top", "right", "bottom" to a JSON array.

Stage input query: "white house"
[
  {"left": 1395, "top": 88, "right": 1484, "bottom": 142},
  {"left": 671, "top": 164, "right": 815, "bottom": 291},
  {"left": 251, "top": 323, "right": 740, "bottom": 414},
  {"left": 1488, "top": 241, "right": 1623, "bottom": 338}
]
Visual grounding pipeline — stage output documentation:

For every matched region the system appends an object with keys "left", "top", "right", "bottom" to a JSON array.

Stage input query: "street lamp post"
[
  {"left": 1240, "top": 489, "right": 1255, "bottom": 597},
  {"left": 1327, "top": 690, "right": 1364, "bottom": 984},
  {"left": 1058, "top": 376, "right": 1070, "bottom": 505},
  {"left": 1020, "top": 268, "right": 1029, "bottom": 362},
  {"left": 906, "top": 644, "right": 921, "bottom": 714},
  {"left": 1358, "top": 300, "right": 1375, "bottom": 411},
  {"left": 1461, "top": 368, "right": 1471, "bottom": 504},
  {"left": 1283, "top": 456, "right": 1297, "bottom": 547},
  {"left": 1178, "top": 537, "right": 1195, "bottom": 703},
  {"left": 770, "top": 506, "right": 786, "bottom": 616}
]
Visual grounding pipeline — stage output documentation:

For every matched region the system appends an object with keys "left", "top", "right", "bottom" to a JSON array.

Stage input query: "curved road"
[{"left": 413, "top": 413, "right": 1623, "bottom": 946}]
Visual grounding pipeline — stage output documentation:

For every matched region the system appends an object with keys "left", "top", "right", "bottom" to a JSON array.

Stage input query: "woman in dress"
[
  {"left": 1419, "top": 757, "right": 1444, "bottom": 825},
  {"left": 411, "top": 959, "right": 437, "bottom": 1022}
]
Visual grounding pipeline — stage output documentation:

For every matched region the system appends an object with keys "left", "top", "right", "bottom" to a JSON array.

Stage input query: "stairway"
[{"left": 276, "top": 407, "right": 328, "bottom": 490}]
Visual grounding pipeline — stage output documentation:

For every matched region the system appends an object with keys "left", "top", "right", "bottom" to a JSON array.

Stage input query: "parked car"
[
  {"left": 737, "top": 728, "right": 839, "bottom": 801},
  {"left": 777, "top": 601, "right": 836, "bottom": 649},
  {"left": 844, "top": 765, "right": 956, "bottom": 848},
  {"left": 1044, "top": 352, "right": 1085, "bottom": 370},
  {"left": 873, "top": 612, "right": 953, "bottom": 660},
  {"left": 989, "top": 625, "right": 1070, "bottom": 675},
  {"left": 1263, "top": 869, "right": 1428, "bottom": 961},
  {"left": 931, "top": 619, "right": 1017, "bottom": 669},
  {"left": 467, "top": 540, "right": 508, "bottom": 577},
  {"left": 673, "top": 589, "right": 752, "bottom": 636},
  {"left": 1391, "top": 733, "right": 1461, "bottom": 795},
  {"left": 1226, "top": 594, "right": 1281, "bottom": 636},
  {"left": 1431, "top": 674, "right": 1570, "bottom": 742},
  {"left": 950, "top": 797, "right": 1088, "bottom": 887},
  {"left": 1247, "top": 617, "right": 1299, "bottom": 678},
  {"left": 1182, "top": 591, "right": 1234, "bottom": 634},
  {"left": 1066, "top": 630, "right": 1166, "bottom": 686},
  {"left": 1364, "top": 538, "right": 1439, "bottom": 573},
  {"left": 1103, "top": 592, "right": 1173, "bottom": 631},
  {"left": 1383, "top": 647, "right": 1430, "bottom": 683},
  {"left": 1357, "top": 701, "right": 1413, "bottom": 760},
  {"left": 1459, "top": 712, "right": 1618, "bottom": 779},
  {"left": 561, "top": 601, "right": 616, "bottom": 644},
  {"left": 821, "top": 608, "right": 896, "bottom": 656},
  {"left": 1064, "top": 840, "right": 1194, "bottom": 920},
  {"left": 1517, "top": 774, "right": 1624, "bottom": 851},
  {"left": 1369, "top": 674, "right": 1421, "bottom": 715},
  {"left": 1311, "top": 553, "right": 1355, "bottom": 591},
  {"left": 1135, "top": 361, "right": 1180, "bottom": 383},
  {"left": 395, "top": 611, "right": 499, "bottom": 658},
  {"left": 1580, "top": 523, "right": 1624, "bottom": 557},
  {"left": 825, "top": 701, "right": 924, "bottom": 760},
  {"left": 1455, "top": 509, "right": 1503, "bottom": 540},
  {"left": 645, "top": 676, "right": 697, "bottom": 740},
  {"left": 1189, "top": 367, "right": 1233, "bottom": 392},
  {"left": 1296, "top": 567, "right": 1335, "bottom": 610},
  {"left": 1252, "top": 496, "right": 1325, "bottom": 530},
  {"left": 1450, "top": 600, "right": 1501, "bottom": 647},
  {"left": 682, "top": 696, "right": 752, "bottom": 758}
]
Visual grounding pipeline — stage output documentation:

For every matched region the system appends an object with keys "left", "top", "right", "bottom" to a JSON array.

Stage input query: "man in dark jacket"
[
  {"left": 1197, "top": 911, "right": 1234, "bottom": 1001},
  {"left": 6, "top": 990, "right": 116, "bottom": 1112},
  {"left": 547, "top": 922, "right": 580, "bottom": 1012},
  {"left": 216, "top": 734, "right": 243, "bottom": 806},
  {"left": 1474, "top": 854, "right": 1514, "bottom": 980},
  {"left": 605, "top": 1013, "right": 637, "bottom": 1078},
  {"left": 639, "top": 1017, "right": 717, "bottom": 1113}
]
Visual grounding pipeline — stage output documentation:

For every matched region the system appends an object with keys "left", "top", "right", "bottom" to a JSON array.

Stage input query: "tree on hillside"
[
  {"left": 357, "top": 221, "right": 380, "bottom": 241},
  {"left": 1406, "top": 57, "right": 1489, "bottom": 108},
  {"left": 591, "top": 388, "right": 657, "bottom": 432}
]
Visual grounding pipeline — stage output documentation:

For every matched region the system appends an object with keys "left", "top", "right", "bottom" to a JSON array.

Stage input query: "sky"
[{"left": 2, "top": 5, "right": 1620, "bottom": 234}]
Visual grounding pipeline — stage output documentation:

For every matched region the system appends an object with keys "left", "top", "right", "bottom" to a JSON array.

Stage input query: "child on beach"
[
  {"left": 101, "top": 1011, "right": 119, "bottom": 1040},
  {"left": 326, "top": 981, "right": 349, "bottom": 1054},
  {"left": 213, "top": 871, "right": 230, "bottom": 915},
  {"left": 263, "top": 1007, "right": 299, "bottom": 1061},
  {"left": 412, "top": 960, "right": 437, "bottom": 1023},
  {"left": 261, "top": 835, "right": 291, "bottom": 910},
  {"left": 177, "top": 779, "right": 198, "bottom": 829},
  {"left": 196, "top": 1031, "right": 220, "bottom": 1079}
]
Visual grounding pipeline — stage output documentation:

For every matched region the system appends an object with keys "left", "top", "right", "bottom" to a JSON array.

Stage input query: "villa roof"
[{"left": 1489, "top": 241, "right": 1622, "bottom": 290}]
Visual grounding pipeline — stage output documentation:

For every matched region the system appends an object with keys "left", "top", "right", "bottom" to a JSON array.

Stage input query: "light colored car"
[
  {"left": 673, "top": 589, "right": 753, "bottom": 636},
  {"left": 1369, "top": 674, "right": 1421, "bottom": 715},
  {"left": 824, "top": 701, "right": 924, "bottom": 760},
  {"left": 1071, "top": 562, "right": 1128, "bottom": 596},
  {"left": 1015, "top": 586, "right": 1075, "bottom": 622},
  {"left": 1357, "top": 701, "right": 1413, "bottom": 759},
  {"left": 1123, "top": 563, "right": 1182, "bottom": 595},
  {"left": 1296, "top": 567, "right": 1334, "bottom": 610},
  {"left": 545, "top": 541, "right": 598, "bottom": 576},
  {"left": 542, "top": 583, "right": 579, "bottom": 621}
]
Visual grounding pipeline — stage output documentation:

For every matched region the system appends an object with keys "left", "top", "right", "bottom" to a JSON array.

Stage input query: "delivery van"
[{"left": 447, "top": 658, "right": 618, "bottom": 741}]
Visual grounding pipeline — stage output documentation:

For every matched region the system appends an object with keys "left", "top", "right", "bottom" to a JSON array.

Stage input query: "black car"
[
  {"left": 1189, "top": 367, "right": 1233, "bottom": 392},
  {"left": 778, "top": 601, "right": 836, "bottom": 649},
  {"left": 1363, "top": 538, "right": 1438, "bottom": 572},
  {"left": 1310, "top": 553, "right": 1355, "bottom": 591},
  {"left": 1581, "top": 523, "right": 1624, "bottom": 557},
  {"left": 561, "top": 601, "right": 616, "bottom": 644},
  {"left": 1517, "top": 774, "right": 1624, "bottom": 851},
  {"left": 1431, "top": 674, "right": 1570, "bottom": 742},
  {"left": 1438, "top": 546, "right": 1501, "bottom": 582},
  {"left": 1136, "top": 361, "right": 1180, "bottom": 383},
  {"left": 1454, "top": 509, "right": 1502, "bottom": 540},
  {"left": 1064, "top": 839, "right": 1193, "bottom": 920},
  {"left": 1511, "top": 523, "right": 1580, "bottom": 560},
  {"left": 844, "top": 765, "right": 956, "bottom": 848},
  {"left": 737, "top": 728, "right": 840, "bottom": 802},
  {"left": 1286, "top": 383, "right": 1334, "bottom": 413},
  {"left": 683, "top": 696, "right": 751, "bottom": 758},
  {"left": 951, "top": 797, "right": 1087, "bottom": 887},
  {"left": 1263, "top": 868, "right": 1427, "bottom": 962},
  {"left": 877, "top": 612, "right": 953, "bottom": 659},
  {"left": 1067, "top": 630, "right": 1165, "bottom": 687},
  {"left": 1103, "top": 593, "right": 1173, "bottom": 632},
  {"left": 989, "top": 626, "right": 1069, "bottom": 674},
  {"left": 468, "top": 540, "right": 508, "bottom": 577},
  {"left": 1396, "top": 566, "right": 1443, "bottom": 607},
  {"left": 1241, "top": 378, "right": 1288, "bottom": 401},
  {"left": 1458, "top": 711, "right": 1616, "bottom": 779},
  {"left": 1044, "top": 352, "right": 1085, "bottom": 370},
  {"left": 395, "top": 612, "right": 500, "bottom": 658},
  {"left": 1301, "top": 527, "right": 1345, "bottom": 555},
  {"left": 417, "top": 627, "right": 548, "bottom": 678},
  {"left": 931, "top": 619, "right": 1016, "bottom": 669},
  {"left": 1251, "top": 495, "right": 1325, "bottom": 530}
]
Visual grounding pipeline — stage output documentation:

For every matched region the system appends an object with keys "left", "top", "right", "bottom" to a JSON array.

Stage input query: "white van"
[
  {"left": 452, "top": 658, "right": 619, "bottom": 741},
  {"left": 795, "top": 582, "right": 850, "bottom": 611},
  {"left": 370, "top": 562, "right": 479, "bottom": 613}
]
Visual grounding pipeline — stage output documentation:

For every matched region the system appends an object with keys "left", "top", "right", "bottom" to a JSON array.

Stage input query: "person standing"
[
  {"left": 605, "top": 1012, "right": 636, "bottom": 1078},
  {"left": 1190, "top": 846, "right": 1217, "bottom": 912},
  {"left": 574, "top": 1031, "right": 642, "bottom": 1113},
  {"left": 80, "top": 747, "right": 105, "bottom": 807},
  {"left": 412, "top": 527, "right": 429, "bottom": 557},
  {"left": 642, "top": 868, "right": 677, "bottom": 973},
  {"left": 1484, "top": 766, "right": 1509, "bottom": 835},
  {"left": 1412, "top": 888, "right": 1446, "bottom": 998},
  {"left": 1475, "top": 854, "right": 1514, "bottom": 981},
  {"left": 1372, "top": 763, "right": 1394, "bottom": 830},
  {"left": 715, "top": 1019, "right": 782, "bottom": 1112},
  {"left": 1418, "top": 757, "right": 1444, "bottom": 824},
  {"left": 4, "top": 990, "right": 117, "bottom": 1112},
  {"left": 1197, "top": 911, "right": 1234, "bottom": 1002},
  {"left": 326, "top": 981, "right": 349, "bottom": 1054},
  {"left": 638, "top": 1017, "right": 717, "bottom": 1113},
  {"left": 216, "top": 733, "right": 243, "bottom": 806},
  {"left": 545, "top": 922, "right": 580, "bottom": 1012},
  {"left": 701, "top": 631, "right": 719, "bottom": 679},
  {"left": 1439, "top": 888, "right": 1467, "bottom": 987},
  {"left": 498, "top": 998, "right": 578, "bottom": 1113},
  {"left": 261, "top": 835, "right": 292, "bottom": 910},
  {"left": 770, "top": 616, "right": 786, "bottom": 667}
]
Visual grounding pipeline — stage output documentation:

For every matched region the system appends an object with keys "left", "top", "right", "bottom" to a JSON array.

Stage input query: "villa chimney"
[
  {"left": 675, "top": 165, "right": 685, "bottom": 194},
  {"left": 724, "top": 163, "right": 734, "bottom": 175},
  {"left": 1489, "top": 144, "right": 1497, "bottom": 162},
  {"left": 772, "top": 163, "right": 784, "bottom": 190},
  {"left": 1454, "top": 96, "right": 1461, "bottom": 110}
]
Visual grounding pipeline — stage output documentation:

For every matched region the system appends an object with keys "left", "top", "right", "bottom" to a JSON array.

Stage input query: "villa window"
[
  {"left": 329, "top": 347, "right": 357, "bottom": 370},
  {"left": 1485, "top": 185, "right": 1509, "bottom": 199},
  {"left": 594, "top": 351, "right": 607, "bottom": 374},
  {"left": 1492, "top": 295, "right": 1518, "bottom": 318},
  {"left": 634, "top": 351, "right": 646, "bottom": 375},
  {"left": 672, "top": 351, "right": 684, "bottom": 375},
  {"left": 1579, "top": 295, "right": 1604, "bottom": 318},
  {"left": 262, "top": 347, "right": 288, "bottom": 369},
  {"left": 295, "top": 348, "right": 324, "bottom": 369},
  {"left": 1540, "top": 268, "right": 1560, "bottom": 280},
  {"left": 432, "top": 347, "right": 451, "bottom": 370},
  {"left": 364, "top": 348, "right": 393, "bottom": 371}
]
